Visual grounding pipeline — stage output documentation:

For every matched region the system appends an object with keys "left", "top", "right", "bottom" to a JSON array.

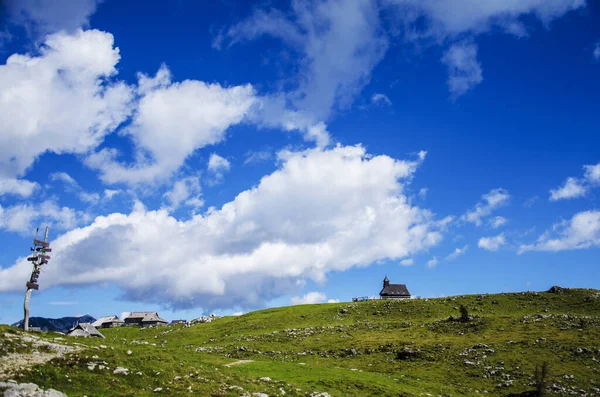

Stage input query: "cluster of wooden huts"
[{"left": 67, "top": 312, "right": 169, "bottom": 338}]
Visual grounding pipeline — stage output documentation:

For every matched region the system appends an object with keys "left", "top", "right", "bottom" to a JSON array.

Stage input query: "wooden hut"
[{"left": 67, "top": 323, "right": 105, "bottom": 338}]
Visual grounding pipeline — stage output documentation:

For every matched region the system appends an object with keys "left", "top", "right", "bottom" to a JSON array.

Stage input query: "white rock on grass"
[
  {"left": 127, "top": 350, "right": 132, "bottom": 355},
  {"left": 259, "top": 377, "right": 271, "bottom": 382},
  {"left": 113, "top": 367, "right": 129, "bottom": 375},
  {"left": 0, "top": 381, "right": 67, "bottom": 397},
  {"left": 252, "top": 394, "right": 269, "bottom": 397},
  {"left": 153, "top": 388, "right": 163, "bottom": 393}
]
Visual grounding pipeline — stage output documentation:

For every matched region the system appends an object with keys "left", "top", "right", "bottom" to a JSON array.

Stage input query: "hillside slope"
[{"left": 2, "top": 288, "right": 600, "bottom": 396}]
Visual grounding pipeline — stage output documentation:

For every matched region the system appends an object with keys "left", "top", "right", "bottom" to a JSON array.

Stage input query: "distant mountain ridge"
[{"left": 12, "top": 315, "right": 96, "bottom": 333}]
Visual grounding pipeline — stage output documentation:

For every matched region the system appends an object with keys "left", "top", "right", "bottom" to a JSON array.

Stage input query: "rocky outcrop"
[{"left": 0, "top": 381, "right": 67, "bottom": 397}]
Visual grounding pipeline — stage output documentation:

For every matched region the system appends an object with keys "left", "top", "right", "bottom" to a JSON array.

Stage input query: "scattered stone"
[
  {"left": 259, "top": 377, "right": 272, "bottom": 382},
  {"left": 113, "top": 367, "right": 129, "bottom": 375},
  {"left": 0, "top": 381, "right": 67, "bottom": 397},
  {"left": 127, "top": 350, "right": 132, "bottom": 355},
  {"left": 153, "top": 388, "right": 163, "bottom": 393}
]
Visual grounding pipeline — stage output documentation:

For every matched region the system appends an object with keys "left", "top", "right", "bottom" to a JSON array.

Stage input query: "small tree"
[
  {"left": 459, "top": 305, "right": 470, "bottom": 322},
  {"left": 534, "top": 361, "right": 550, "bottom": 396}
]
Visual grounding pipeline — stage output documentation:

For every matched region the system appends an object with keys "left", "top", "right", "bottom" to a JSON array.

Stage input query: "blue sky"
[{"left": 0, "top": 0, "right": 599, "bottom": 324}]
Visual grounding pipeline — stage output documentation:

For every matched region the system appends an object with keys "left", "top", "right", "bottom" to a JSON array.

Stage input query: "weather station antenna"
[{"left": 23, "top": 226, "right": 51, "bottom": 332}]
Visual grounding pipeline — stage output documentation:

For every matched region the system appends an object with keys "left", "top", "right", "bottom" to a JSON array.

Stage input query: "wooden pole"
[
  {"left": 23, "top": 226, "right": 49, "bottom": 332},
  {"left": 23, "top": 228, "right": 39, "bottom": 332}
]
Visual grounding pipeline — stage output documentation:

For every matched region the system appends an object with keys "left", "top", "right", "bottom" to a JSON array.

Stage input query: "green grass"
[{"left": 2, "top": 288, "right": 600, "bottom": 396}]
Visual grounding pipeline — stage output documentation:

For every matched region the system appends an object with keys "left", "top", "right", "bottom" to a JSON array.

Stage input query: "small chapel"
[{"left": 379, "top": 276, "right": 411, "bottom": 299}]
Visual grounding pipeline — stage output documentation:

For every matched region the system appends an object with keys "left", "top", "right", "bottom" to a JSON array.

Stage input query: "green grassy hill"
[{"left": 2, "top": 288, "right": 600, "bottom": 396}]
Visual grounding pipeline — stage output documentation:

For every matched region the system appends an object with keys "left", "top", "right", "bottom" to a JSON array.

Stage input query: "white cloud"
[
  {"left": 48, "top": 301, "right": 77, "bottom": 306},
  {"left": 478, "top": 233, "right": 506, "bottom": 251},
  {"left": 519, "top": 210, "right": 600, "bottom": 253},
  {"left": 441, "top": 42, "right": 483, "bottom": 99},
  {"left": 0, "top": 29, "right": 134, "bottom": 181},
  {"left": 86, "top": 64, "right": 256, "bottom": 185},
  {"left": 549, "top": 162, "right": 600, "bottom": 201},
  {"left": 427, "top": 257, "right": 439, "bottom": 268},
  {"left": 0, "top": 177, "right": 38, "bottom": 198},
  {"left": 104, "top": 189, "right": 120, "bottom": 200},
  {"left": 584, "top": 163, "right": 600, "bottom": 185},
  {"left": 326, "top": 298, "right": 340, "bottom": 303},
  {"left": 549, "top": 177, "right": 587, "bottom": 201},
  {"left": 244, "top": 150, "right": 273, "bottom": 165},
  {"left": 400, "top": 258, "right": 414, "bottom": 266},
  {"left": 594, "top": 41, "right": 600, "bottom": 60},
  {"left": 463, "top": 188, "right": 510, "bottom": 226},
  {"left": 50, "top": 172, "right": 78, "bottom": 187},
  {"left": 445, "top": 245, "right": 468, "bottom": 260},
  {"left": 0, "top": 145, "right": 444, "bottom": 311},
  {"left": 489, "top": 216, "right": 508, "bottom": 229},
  {"left": 6, "top": 0, "right": 102, "bottom": 37},
  {"left": 163, "top": 176, "right": 203, "bottom": 212},
  {"left": 0, "top": 200, "right": 89, "bottom": 234},
  {"left": 291, "top": 291, "right": 328, "bottom": 305},
  {"left": 384, "top": 0, "right": 585, "bottom": 38},
  {"left": 418, "top": 188, "right": 428, "bottom": 199},
  {"left": 371, "top": 93, "right": 392, "bottom": 106},
  {"left": 207, "top": 153, "right": 231, "bottom": 185},
  {"left": 232, "top": 311, "right": 244, "bottom": 316},
  {"left": 50, "top": 172, "right": 102, "bottom": 204},
  {"left": 224, "top": 0, "right": 388, "bottom": 121}
]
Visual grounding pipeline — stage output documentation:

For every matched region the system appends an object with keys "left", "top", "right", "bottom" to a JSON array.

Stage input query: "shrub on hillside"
[{"left": 459, "top": 305, "right": 471, "bottom": 323}]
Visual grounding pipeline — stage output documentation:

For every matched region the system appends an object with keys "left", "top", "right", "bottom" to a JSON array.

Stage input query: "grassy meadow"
[{"left": 1, "top": 288, "right": 600, "bottom": 396}]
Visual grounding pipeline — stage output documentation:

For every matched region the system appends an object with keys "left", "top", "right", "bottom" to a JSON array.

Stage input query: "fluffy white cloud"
[
  {"left": 584, "top": 163, "right": 600, "bottom": 184},
  {"left": 0, "top": 177, "right": 38, "bottom": 198},
  {"left": 207, "top": 153, "right": 231, "bottom": 185},
  {"left": 550, "top": 177, "right": 587, "bottom": 201},
  {"left": 0, "top": 145, "right": 444, "bottom": 311},
  {"left": 489, "top": 216, "right": 508, "bottom": 229},
  {"left": 519, "top": 210, "right": 600, "bottom": 253},
  {"left": 463, "top": 188, "right": 510, "bottom": 226},
  {"left": 478, "top": 233, "right": 506, "bottom": 251},
  {"left": 104, "top": 189, "right": 120, "bottom": 200},
  {"left": 371, "top": 93, "right": 392, "bottom": 106},
  {"left": 0, "top": 29, "right": 134, "bottom": 180},
  {"left": 0, "top": 200, "right": 89, "bottom": 234},
  {"left": 593, "top": 41, "right": 600, "bottom": 60},
  {"left": 224, "top": 0, "right": 387, "bottom": 120},
  {"left": 549, "top": 162, "right": 600, "bottom": 201},
  {"left": 291, "top": 292, "right": 327, "bottom": 305},
  {"left": 427, "top": 257, "right": 439, "bottom": 268},
  {"left": 441, "top": 42, "right": 483, "bottom": 99},
  {"left": 418, "top": 188, "right": 428, "bottom": 199},
  {"left": 87, "top": 64, "right": 256, "bottom": 185},
  {"left": 163, "top": 176, "right": 203, "bottom": 212},
  {"left": 445, "top": 245, "right": 468, "bottom": 260},
  {"left": 6, "top": 0, "right": 102, "bottom": 37},
  {"left": 400, "top": 258, "right": 414, "bottom": 266}
]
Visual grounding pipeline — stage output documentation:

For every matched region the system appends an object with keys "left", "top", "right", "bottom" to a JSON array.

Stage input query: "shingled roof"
[
  {"left": 67, "top": 323, "right": 105, "bottom": 338},
  {"left": 379, "top": 276, "right": 410, "bottom": 297},
  {"left": 380, "top": 284, "right": 410, "bottom": 296},
  {"left": 125, "top": 312, "right": 168, "bottom": 324}
]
